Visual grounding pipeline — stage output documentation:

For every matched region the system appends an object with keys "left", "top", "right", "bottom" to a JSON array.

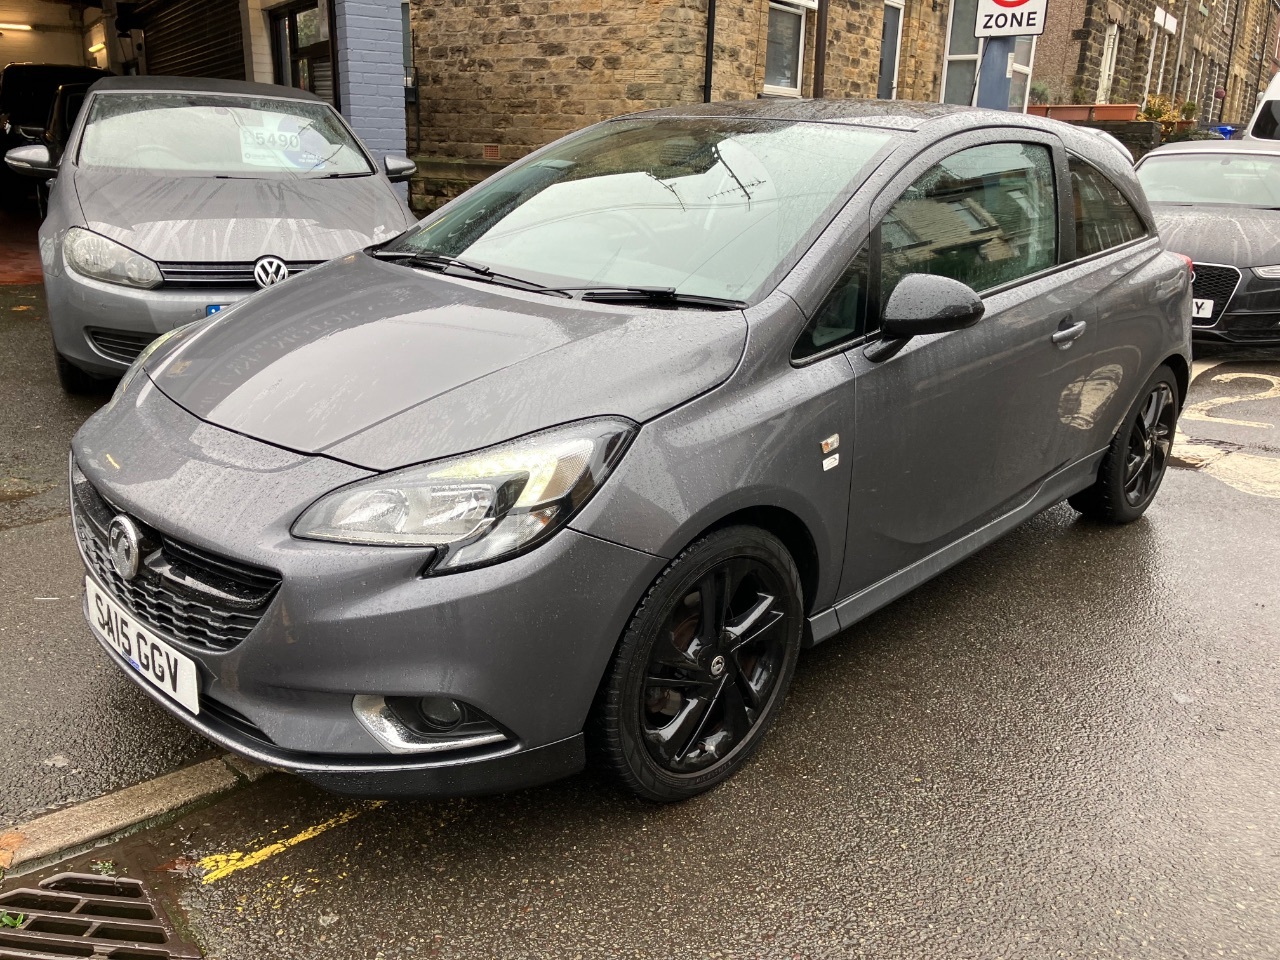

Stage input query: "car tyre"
[
  {"left": 589, "top": 526, "right": 803, "bottom": 802},
  {"left": 1068, "top": 364, "right": 1180, "bottom": 524},
  {"left": 54, "top": 350, "right": 101, "bottom": 396}
]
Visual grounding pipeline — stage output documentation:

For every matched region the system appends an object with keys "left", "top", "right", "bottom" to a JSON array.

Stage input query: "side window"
[
  {"left": 880, "top": 141, "right": 1057, "bottom": 306},
  {"left": 1070, "top": 157, "right": 1148, "bottom": 257},
  {"left": 792, "top": 245, "right": 869, "bottom": 361}
]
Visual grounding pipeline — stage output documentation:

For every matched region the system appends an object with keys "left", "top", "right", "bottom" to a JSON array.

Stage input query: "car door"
[{"left": 836, "top": 129, "right": 1103, "bottom": 602}]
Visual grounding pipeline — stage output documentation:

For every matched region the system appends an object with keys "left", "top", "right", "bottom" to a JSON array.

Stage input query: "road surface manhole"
[{"left": 0, "top": 872, "right": 201, "bottom": 958}]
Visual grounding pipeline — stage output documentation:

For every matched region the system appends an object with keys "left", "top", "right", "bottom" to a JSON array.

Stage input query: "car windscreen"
[
  {"left": 1136, "top": 152, "right": 1280, "bottom": 208},
  {"left": 77, "top": 92, "right": 373, "bottom": 178},
  {"left": 385, "top": 118, "right": 893, "bottom": 303},
  {"left": 0, "top": 66, "right": 109, "bottom": 127}
]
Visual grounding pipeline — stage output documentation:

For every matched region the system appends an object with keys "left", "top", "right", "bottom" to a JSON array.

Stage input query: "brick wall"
[{"left": 334, "top": 0, "right": 409, "bottom": 160}]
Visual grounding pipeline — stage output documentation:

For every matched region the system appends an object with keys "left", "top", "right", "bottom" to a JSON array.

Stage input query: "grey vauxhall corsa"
[
  {"left": 3, "top": 76, "right": 417, "bottom": 393},
  {"left": 70, "top": 100, "right": 1192, "bottom": 803}
]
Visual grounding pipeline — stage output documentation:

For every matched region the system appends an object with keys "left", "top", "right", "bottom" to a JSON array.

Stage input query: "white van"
[{"left": 1243, "top": 72, "right": 1280, "bottom": 139}]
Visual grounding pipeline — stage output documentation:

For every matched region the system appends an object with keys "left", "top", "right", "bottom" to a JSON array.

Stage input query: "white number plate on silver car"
[{"left": 86, "top": 577, "right": 200, "bottom": 715}]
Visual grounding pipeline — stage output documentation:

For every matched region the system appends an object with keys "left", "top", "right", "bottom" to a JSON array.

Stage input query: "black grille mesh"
[
  {"left": 157, "top": 260, "right": 322, "bottom": 288},
  {"left": 72, "top": 466, "right": 280, "bottom": 653},
  {"left": 1190, "top": 264, "right": 1241, "bottom": 325},
  {"left": 87, "top": 328, "right": 155, "bottom": 364}
]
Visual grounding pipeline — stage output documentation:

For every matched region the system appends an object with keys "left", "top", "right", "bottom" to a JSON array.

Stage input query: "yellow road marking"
[{"left": 197, "top": 802, "right": 385, "bottom": 885}]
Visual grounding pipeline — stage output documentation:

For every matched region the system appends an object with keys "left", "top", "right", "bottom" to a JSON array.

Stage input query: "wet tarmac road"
[
  {"left": 0, "top": 284, "right": 209, "bottom": 824},
  {"left": 2, "top": 281, "right": 1279, "bottom": 955}
]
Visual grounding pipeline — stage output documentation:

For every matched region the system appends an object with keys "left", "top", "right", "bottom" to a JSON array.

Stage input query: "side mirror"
[
  {"left": 5, "top": 144, "right": 56, "bottom": 179},
  {"left": 881, "top": 273, "right": 985, "bottom": 339},
  {"left": 383, "top": 155, "right": 417, "bottom": 183}
]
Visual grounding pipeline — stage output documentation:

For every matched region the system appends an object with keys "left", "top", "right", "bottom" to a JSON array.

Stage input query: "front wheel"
[
  {"left": 590, "top": 526, "right": 803, "bottom": 802},
  {"left": 1069, "top": 364, "right": 1179, "bottom": 523}
]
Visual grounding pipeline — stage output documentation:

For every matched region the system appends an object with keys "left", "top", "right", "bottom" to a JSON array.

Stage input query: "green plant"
[
  {"left": 1029, "top": 81, "right": 1051, "bottom": 106},
  {"left": 1070, "top": 84, "right": 1091, "bottom": 105},
  {"left": 0, "top": 912, "right": 24, "bottom": 928},
  {"left": 1180, "top": 100, "right": 1199, "bottom": 120}
]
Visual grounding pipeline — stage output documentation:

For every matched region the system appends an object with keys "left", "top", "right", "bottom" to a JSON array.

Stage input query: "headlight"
[
  {"left": 1253, "top": 265, "right": 1280, "bottom": 280},
  {"left": 64, "top": 227, "right": 161, "bottom": 289},
  {"left": 111, "top": 322, "right": 196, "bottom": 401},
  {"left": 292, "top": 418, "right": 636, "bottom": 572}
]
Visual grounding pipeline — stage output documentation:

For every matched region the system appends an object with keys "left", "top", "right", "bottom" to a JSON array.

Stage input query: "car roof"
[
  {"left": 1143, "top": 138, "right": 1280, "bottom": 159},
  {"left": 88, "top": 75, "right": 324, "bottom": 103}
]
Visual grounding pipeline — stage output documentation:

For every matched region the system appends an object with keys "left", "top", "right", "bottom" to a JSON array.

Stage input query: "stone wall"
[{"left": 406, "top": 0, "right": 950, "bottom": 214}]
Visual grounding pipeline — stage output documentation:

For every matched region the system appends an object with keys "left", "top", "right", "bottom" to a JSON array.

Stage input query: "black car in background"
[
  {"left": 1136, "top": 139, "right": 1280, "bottom": 346},
  {"left": 0, "top": 62, "right": 111, "bottom": 208}
]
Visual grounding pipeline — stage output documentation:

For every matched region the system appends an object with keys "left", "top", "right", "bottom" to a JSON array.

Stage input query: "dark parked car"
[
  {"left": 71, "top": 100, "right": 1192, "bottom": 803},
  {"left": 1136, "top": 139, "right": 1280, "bottom": 345},
  {"left": 0, "top": 62, "right": 109, "bottom": 207}
]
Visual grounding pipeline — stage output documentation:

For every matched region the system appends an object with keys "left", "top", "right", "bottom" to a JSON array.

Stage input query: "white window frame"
[
  {"left": 763, "top": 0, "right": 818, "bottom": 98},
  {"left": 881, "top": 0, "right": 906, "bottom": 99},
  {"left": 1097, "top": 22, "right": 1120, "bottom": 103}
]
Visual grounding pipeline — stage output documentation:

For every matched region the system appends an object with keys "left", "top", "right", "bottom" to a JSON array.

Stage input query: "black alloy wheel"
[
  {"left": 591, "top": 526, "right": 803, "bottom": 802},
  {"left": 1123, "top": 382, "right": 1176, "bottom": 506},
  {"left": 1069, "top": 364, "right": 1180, "bottom": 524}
]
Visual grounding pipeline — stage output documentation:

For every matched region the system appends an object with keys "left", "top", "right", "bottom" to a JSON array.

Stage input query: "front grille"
[
  {"left": 157, "top": 259, "right": 321, "bottom": 288},
  {"left": 0, "top": 873, "right": 200, "bottom": 959},
  {"left": 72, "top": 463, "right": 281, "bottom": 653},
  {"left": 87, "top": 327, "right": 155, "bottom": 364},
  {"left": 1191, "top": 263, "right": 1241, "bottom": 326}
]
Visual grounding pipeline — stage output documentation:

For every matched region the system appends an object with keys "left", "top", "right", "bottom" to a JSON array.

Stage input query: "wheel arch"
[
  {"left": 1163, "top": 352, "right": 1190, "bottom": 409},
  {"left": 699, "top": 505, "right": 822, "bottom": 616}
]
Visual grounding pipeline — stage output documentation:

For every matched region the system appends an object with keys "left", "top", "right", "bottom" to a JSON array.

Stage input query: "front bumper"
[
  {"left": 45, "top": 261, "right": 257, "bottom": 376},
  {"left": 71, "top": 379, "right": 665, "bottom": 796},
  {"left": 1192, "top": 267, "right": 1280, "bottom": 345}
]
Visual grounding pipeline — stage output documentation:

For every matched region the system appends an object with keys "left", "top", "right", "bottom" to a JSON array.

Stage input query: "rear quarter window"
[{"left": 1069, "top": 157, "right": 1147, "bottom": 258}]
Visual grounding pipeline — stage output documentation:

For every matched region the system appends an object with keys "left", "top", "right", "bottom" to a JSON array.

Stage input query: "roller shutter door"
[{"left": 141, "top": 0, "right": 246, "bottom": 81}]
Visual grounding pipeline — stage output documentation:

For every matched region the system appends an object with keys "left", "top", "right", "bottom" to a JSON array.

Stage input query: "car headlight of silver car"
[
  {"left": 64, "top": 227, "right": 161, "bottom": 289},
  {"left": 1252, "top": 265, "right": 1280, "bottom": 280},
  {"left": 292, "top": 418, "right": 636, "bottom": 572}
]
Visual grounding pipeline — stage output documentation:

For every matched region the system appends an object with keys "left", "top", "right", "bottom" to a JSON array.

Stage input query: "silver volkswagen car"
[
  {"left": 4, "top": 76, "right": 416, "bottom": 393},
  {"left": 71, "top": 101, "right": 1191, "bottom": 803}
]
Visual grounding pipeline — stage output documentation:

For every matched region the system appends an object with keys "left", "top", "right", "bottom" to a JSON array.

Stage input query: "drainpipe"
[
  {"left": 704, "top": 0, "right": 717, "bottom": 103},
  {"left": 1141, "top": 23, "right": 1158, "bottom": 104},
  {"left": 1170, "top": 0, "right": 1190, "bottom": 99},
  {"left": 813, "top": 0, "right": 830, "bottom": 98}
]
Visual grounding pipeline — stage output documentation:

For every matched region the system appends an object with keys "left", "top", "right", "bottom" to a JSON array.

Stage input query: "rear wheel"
[
  {"left": 590, "top": 526, "right": 803, "bottom": 802},
  {"left": 54, "top": 350, "right": 101, "bottom": 396},
  {"left": 1069, "top": 364, "right": 1179, "bottom": 523}
]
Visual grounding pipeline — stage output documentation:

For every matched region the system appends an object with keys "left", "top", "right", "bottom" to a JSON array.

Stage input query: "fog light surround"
[{"left": 352, "top": 695, "right": 507, "bottom": 755}]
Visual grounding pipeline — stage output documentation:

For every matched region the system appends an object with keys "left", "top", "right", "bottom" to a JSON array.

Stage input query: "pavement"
[
  {"left": 0, "top": 208, "right": 43, "bottom": 285},
  {"left": 1, "top": 280, "right": 1278, "bottom": 957}
]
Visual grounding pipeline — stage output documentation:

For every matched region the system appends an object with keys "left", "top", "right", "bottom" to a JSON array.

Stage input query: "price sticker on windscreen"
[{"left": 975, "top": 0, "right": 1048, "bottom": 37}]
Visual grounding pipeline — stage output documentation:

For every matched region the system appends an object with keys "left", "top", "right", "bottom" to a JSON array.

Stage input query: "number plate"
[
  {"left": 1192, "top": 298, "right": 1214, "bottom": 319},
  {"left": 206, "top": 304, "right": 228, "bottom": 316},
  {"left": 86, "top": 576, "right": 200, "bottom": 715}
]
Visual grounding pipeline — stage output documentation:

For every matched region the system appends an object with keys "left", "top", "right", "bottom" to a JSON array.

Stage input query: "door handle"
[{"left": 1051, "top": 319, "right": 1088, "bottom": 347}]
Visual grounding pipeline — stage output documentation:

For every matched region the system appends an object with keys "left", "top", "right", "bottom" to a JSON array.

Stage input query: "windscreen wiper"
[
  {"left": 370, "top": 250, "right": 565, "bottom": 295},
  {"left": 547, "top": 285, "right": 748, "bottom": 310}
]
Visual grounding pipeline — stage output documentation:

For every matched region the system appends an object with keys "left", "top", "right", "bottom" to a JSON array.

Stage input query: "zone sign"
[{"left": 975, "top": 0, "right": 1048, "bottom": 37}]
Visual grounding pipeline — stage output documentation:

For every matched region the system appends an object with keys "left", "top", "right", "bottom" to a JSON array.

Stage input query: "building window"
[
  {"left": 271, "top": 0, "right": 334, "bottom": 106},
  {"left": 764, "top": 1, "right": 817, "bottom": 96}
]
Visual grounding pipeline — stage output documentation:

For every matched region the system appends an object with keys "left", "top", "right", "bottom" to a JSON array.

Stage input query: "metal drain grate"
[{"left": 0, "top": 873, "right": 200, "bottom": 959}]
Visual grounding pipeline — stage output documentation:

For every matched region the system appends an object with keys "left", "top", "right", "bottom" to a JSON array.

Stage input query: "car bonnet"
[
  {"left": 72, "top": 167, "right": 413, "bottom": 263},
  {"left": 145, "top": 253, "right": 748, "bottom": 471}
]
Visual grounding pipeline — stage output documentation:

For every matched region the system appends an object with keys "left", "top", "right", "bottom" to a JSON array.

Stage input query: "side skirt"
[{"left": 804, "top": 451, "right": 1105, "bottom": 648}]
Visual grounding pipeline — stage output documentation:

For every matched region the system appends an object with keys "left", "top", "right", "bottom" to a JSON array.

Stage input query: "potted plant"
[{"left": 1026, "top": 82, "right": 1051, "bottom": 115}]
